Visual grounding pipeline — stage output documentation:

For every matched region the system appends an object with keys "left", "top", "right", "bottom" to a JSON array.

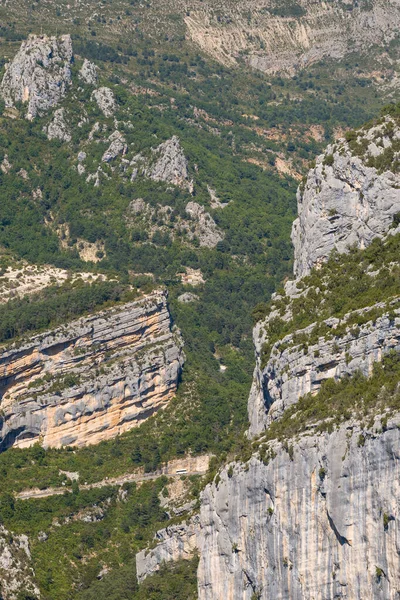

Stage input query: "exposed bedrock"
[{"left": 0, "top": 291, "right": 184, "bottom": 450}]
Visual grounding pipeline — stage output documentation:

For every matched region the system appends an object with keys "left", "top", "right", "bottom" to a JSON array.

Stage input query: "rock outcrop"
[
  {"left": 0, "top": 525, "right": 39, "bottom": 600},
  {"left": 92, "top": 87, "right": 116, "bottom": 117},
  {"left": 253, "top": 303, "right": 400, "bottom": 428},
  {"left": 293, "top": 116, "right": 400, "bottom": 278},
  {"left": 44, "top": 107, "right": 71, "bottom": 142},
  {"left": 131, "top": 136, "right": 192, "bottom": 190},
  {"left": 185, "top": 201, "right": 225, "bottom": 248},
  {"left": 136, "top": 516, "right": 200, "bottom": 583},
  {"left": 79, "top": 59, "right": 98, "bottom": 85},
  {"left": 0, "top": 291, "right": 183, "bottom": 450},
  {"left": 0, "top": 34, "right": 73, "bottom": 119},
  {"left": 102, "top": 130, "right": 127, "bottom": 163}
]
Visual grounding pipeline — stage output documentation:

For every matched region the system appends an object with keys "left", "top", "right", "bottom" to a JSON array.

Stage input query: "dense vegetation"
[
  {"left": 0, "top": 473, "right": 198, "bottom": 600},
  {"left": 0, "top": 280, "right": 135, "bottom": 343}
]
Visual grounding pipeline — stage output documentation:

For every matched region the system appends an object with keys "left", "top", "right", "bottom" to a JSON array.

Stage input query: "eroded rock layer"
[{"left": 0, "top": 291, "right": 183, "bottom": 450}]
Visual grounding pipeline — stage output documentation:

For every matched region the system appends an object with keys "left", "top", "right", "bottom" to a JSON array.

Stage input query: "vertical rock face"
[
  {"left": 0, "top": 34, "right": 73, "bottom": 119},
  {"left": 136, "top": 517, "right": 200, "bottom": 583},
  {"left": 197, "top": 421, "right": 400, "bottom": 600},
  {"left": 0, "top": 291, "right": 184, "bottom": 450},
  {"left": 292, "top": 117, "right": 400, "bottom": 279},
  {"left": 136, "top": 420, "right": 400, "bottom": 599}
]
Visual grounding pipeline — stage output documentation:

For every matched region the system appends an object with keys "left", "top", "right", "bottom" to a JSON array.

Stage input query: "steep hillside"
[{"left": 136, "top": 107, "right": 400, "bottom": 600}]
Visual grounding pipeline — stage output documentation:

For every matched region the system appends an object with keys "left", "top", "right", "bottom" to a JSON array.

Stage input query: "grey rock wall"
[
  {"left": 197, "top": 420, "right": 400, "bottom": 600},
  {"left": 292, "top": 118, "right": 400, "bottom": 279},
  {"left": 137, "top": 419, "right": 400, "bottom": 599},
  {"left": 250, "top": 303, "right": 400, "bottom": 434}
]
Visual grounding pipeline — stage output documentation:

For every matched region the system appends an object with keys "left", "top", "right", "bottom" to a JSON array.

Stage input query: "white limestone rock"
[
  {"left": 292, "top": 119, "right": 400, "bottom": 279},
  {"left": 129, "top": 136, "right": 193, "bottom": 191},
  {"left": 79, "top": 59, "right": 98, "bottom": 85},
  {"left": 177, "top": 292, "right": 199, "bottom": 303},
  {"left": 44, "top": 108, "right": 71, "bottom": 142},
  {"left": 92, "top": 87, "right": 116, "bottom": 117},
  {"left": 0, "top": 525, "right": 39, "bottom": 600},
  {"left": 102, "top": 131, "right": 127, "bottom": 163},
  {"left": 185, "top": 201, "right": 224, "bottom": 248},
  {"left": 0, "top": 34, "right": 73, "bottom": 119}
]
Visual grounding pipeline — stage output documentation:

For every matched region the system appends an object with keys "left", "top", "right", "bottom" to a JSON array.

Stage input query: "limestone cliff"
[
  {"left": 197, "top": 420, "right": 400, "bottom": 599},
  {"left": 136, "top": 113, "right": 400, "bottom": 598},
  {"left": 249, "top": 115, "right": 400, "bottom": 436},
  {"left": 137, "top": 418, "right": 400, "bottom": 599},
  {"left": 0, "top": 34, "right": 73, "bottom": 119},
  {"left": 0, "top": 291, "right": 183, "bottom": 450}
]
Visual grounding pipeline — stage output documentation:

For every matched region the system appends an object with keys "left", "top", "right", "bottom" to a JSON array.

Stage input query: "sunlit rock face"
[{"left": 0, "top": 291, "right": 184, "bottom": 450}]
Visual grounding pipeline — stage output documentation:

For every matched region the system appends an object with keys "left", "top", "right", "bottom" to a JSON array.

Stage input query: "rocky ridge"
[
  {"left": 184, "top": 0, "right": 400, "bottom": 76},
  {"left": 0, "top": 290, "right": 183, "bottom": 450}
]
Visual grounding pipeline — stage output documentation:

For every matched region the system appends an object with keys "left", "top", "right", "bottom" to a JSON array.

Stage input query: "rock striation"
[
  {"left": 197, "top": 421, "right": 400, "bottom": 599},
  {"left": 0, "top": 34, "right": 73, "bottom": 119},
  {"left": 253, "top": 303, "right": 400, "bottom": 428},
  {"left": 184, "top": 0, "right": 400, "bottom": 76},
  {"left": 0, "top": 291, "right": 183, "bottom": 450}
]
